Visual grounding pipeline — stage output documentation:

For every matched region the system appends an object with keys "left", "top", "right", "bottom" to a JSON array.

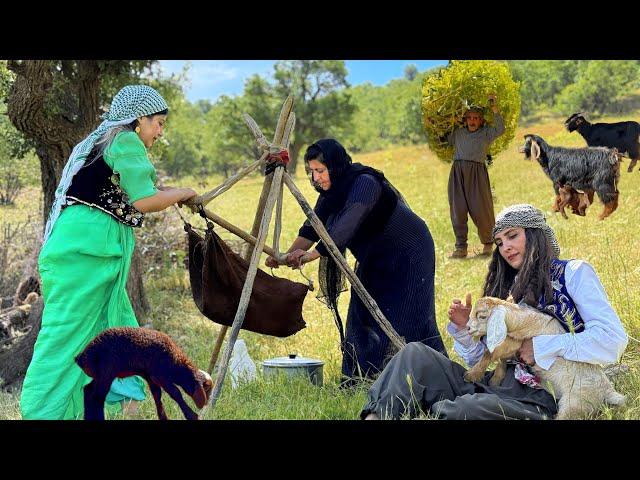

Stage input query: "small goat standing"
[
  {"left": 75, "top": 327, "right": 213, "bottom": 420},
  {"left": 565, "top": 113, "right": 640, "bottom": 173},
  {"left": 465, "top": 297, "right": 625, "bottom": 420},
  {"left": 555, "top": 185, "right": 593, "bottom": 219},
  {"left": 519, "top": 134, "right": 621, "bottom": 220}
]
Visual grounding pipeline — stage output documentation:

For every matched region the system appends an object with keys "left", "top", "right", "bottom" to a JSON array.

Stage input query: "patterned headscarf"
[
  {"left": 492, "top": 204, "right": 560, "bottom": 258},
  {"left": 42, "top": 85, "right": 168, "bottom": 244}
]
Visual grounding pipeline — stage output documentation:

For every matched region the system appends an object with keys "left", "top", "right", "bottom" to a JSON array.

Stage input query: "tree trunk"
[
  {"left": 127, "top": 245, "right": 150, "bottom": 323},
  {"left": 7, "top": 60, "right": 93, "bottom": 222},
  {"left": 0, "top": 296, "right": 43, "bottom": 392},
  {"left": 288, "top": 140, "right": 304, "bottom": 176},
  {"left": 36, "top": 145, "right": 67, "bottom": 225}
]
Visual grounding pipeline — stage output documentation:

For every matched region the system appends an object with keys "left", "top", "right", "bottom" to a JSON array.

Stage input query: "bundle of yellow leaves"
[{"left": 421, "top": 60, "right": 521, "bottom": 163}]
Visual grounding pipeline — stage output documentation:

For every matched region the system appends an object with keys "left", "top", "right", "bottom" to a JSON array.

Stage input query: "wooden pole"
[
  {"left": 201, "top": 165, "right": 285, "bottom": 416},
  {"left": 205, "top": 173, "right": 274, "bottom": 375},
  {"left": 207, "top": 328, "right": 227, "bottom": 375},
  {"left": 194, "top": 156, "right": 264, "bottom": 208},
  {"left": 273, "top": 180, "right": 283, "bottom": 255},
  {"left": 205, "top": 96, "right": 294, "bottom": 379},
  {"left": 199, "top": 207, "right": 284, "bottom": 262}
]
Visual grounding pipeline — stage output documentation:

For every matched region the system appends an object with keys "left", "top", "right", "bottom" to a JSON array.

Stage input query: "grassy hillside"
[{"left": 1, "top": 111, "right": 639, "bottom": 420}]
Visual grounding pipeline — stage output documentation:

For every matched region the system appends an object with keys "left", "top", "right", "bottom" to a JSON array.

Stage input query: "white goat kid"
[{"left": 464, "top": 297, "right": 625, "bottom": 420}]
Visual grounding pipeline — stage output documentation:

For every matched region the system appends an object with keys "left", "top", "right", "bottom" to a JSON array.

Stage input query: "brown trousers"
[{"left": 448, "top": 160, "right": 495, "bottom": 249}]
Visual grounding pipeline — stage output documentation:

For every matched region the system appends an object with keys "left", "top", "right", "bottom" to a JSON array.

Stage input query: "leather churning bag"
[{"left": 186, "top": 224, "right": 308, "bottom": 337}]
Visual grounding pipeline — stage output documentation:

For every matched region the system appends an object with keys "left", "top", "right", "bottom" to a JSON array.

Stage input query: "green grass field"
[{"left": 1, "top": 112, "right": 639, "bottom": 420}]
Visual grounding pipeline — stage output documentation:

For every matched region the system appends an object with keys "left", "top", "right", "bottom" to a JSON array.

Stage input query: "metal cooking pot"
[{"left": 262, "top": 353, "right": 324, "bottom": 386}]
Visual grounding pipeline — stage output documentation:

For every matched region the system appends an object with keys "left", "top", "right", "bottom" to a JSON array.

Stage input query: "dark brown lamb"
[{"left": 75, "top": 327, "right": 213, "bottom": 420}]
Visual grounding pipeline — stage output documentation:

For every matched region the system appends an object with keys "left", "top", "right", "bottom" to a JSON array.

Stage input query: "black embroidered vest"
[
  {"left": 64, "top": 147, "right": 145, "bottom": 227},
  {"left": 537, "top": 259, "right": 585, "bottom": 333}
]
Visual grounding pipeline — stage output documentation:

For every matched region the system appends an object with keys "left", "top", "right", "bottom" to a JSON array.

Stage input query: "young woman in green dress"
[{"left": 21, "top": 85, "right": 198, "bottom": 420}]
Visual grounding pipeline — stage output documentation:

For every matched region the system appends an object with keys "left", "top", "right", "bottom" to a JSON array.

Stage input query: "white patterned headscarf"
[
  {"left": 492, "top": 204, "right": 561, "bottom": 258},
  {"left": 42, "top": 85, "right": 168, "bottom": 245}
]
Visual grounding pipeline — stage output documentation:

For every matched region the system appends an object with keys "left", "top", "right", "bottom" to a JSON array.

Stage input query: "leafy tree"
[
  {"left": 272, "top": 60, "right": 355, "bottom": 174},
  {"left": 194, "top": 99, "right": 214, "bottom": 115},
  {"left": 185, "top": 75, "right": 279, "bottom": 179},
  {"left": 508, "top": 60, "right": 582, "bottom": 117},
  {"left": 404, "top": 64, "right": 418, "bottom": 81},
  {"left": 554, "top": 61, "right": 640, "bottom": 115},
  {"left": 197, "top": 62, "right": 355, "bottom": 176},
  {"left": 342, "top": 82, "right": 391, "bottom": 152},
  {"left": 202, "top": 95, "right": 256, "bottom": 178},
  {"left": 0, "top": 138, "right": 39, "bottom": 205},
  {"left": 508, "top": 60, "right": 640, "bottom": 118},
  {"left": 158, "top": 95, "right": 206, "bottom": 177}
]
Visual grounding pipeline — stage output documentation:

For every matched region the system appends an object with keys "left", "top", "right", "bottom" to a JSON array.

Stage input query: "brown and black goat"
[
  {"left": 519, "top": 134, "right": 620, "bottom": 220},
  {"left": 553, "top": 185, "right": 594, "bottom": 219}
]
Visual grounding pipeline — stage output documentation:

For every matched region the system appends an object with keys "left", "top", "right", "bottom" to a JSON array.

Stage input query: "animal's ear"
[
  {"left": 192, "top": 383, "right": 208, "bottom": 409},
  {"left": 191, "top": 370, "right": 212, "bottom": 409},
  {"left": 486, "top": 305, "right": 508, "bottom": 353},
  {"left": 531, "top": 140, "right": 541, "bottom": 160}
]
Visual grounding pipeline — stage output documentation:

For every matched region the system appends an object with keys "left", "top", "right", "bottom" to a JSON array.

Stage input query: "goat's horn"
[{"left": 531, "top": 140, "right": 541, "bottom": 160}]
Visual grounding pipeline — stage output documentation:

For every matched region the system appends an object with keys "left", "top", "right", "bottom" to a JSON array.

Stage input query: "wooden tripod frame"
[{"left": 195, "top": 96, "right": 405, "bottom": 418}]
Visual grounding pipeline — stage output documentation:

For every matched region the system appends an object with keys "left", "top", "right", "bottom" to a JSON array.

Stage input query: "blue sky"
[{"left": 158, "top": 60, "right": 447, "bottom": 103}]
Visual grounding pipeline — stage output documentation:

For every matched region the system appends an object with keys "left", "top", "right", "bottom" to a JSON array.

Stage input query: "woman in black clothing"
[{"left": 266, "top": 139, "right": 446, "bottom": 384}]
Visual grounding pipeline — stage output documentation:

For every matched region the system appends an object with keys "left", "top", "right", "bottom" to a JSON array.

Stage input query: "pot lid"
[{"left": 262, "top": 353, "right": 324, "bottom": 368}]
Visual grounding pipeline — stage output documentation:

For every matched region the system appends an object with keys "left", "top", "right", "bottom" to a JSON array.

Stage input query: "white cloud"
[
  {"left": 158, "top": 60, "right": 276, "bottom": 102},
  {"left": 189, "top": 62, "right": 239, "bottom": 87}
]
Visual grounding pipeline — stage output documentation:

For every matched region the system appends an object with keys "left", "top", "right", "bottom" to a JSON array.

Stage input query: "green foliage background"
[{"left": 4, "top": 60, "right": 640, "bottom": 182}]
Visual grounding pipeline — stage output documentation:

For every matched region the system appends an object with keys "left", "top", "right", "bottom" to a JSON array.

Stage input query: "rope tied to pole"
[{"left": 265, "top": 149, "right": 290, "bottom": 175}]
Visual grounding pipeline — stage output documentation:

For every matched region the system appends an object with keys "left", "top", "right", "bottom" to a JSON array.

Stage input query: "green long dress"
[{"left": 21, "top": 132, "right": 157, "bottom": 420}]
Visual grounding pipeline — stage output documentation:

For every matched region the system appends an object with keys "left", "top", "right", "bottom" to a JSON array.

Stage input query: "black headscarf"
[
  {"left": 308, "top": 139, "right": 402, "bottom": 236},
  {"left": 305, "top": 139, "right": 403, "bottom": 350}
]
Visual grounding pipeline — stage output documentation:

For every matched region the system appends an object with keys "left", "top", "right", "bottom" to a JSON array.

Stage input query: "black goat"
[
  {"left": 565, "top": 113, "right": 640, "bottom": 173},
  {"left": 519, "top": 134, "right": 620, "bottom": 220},
  {"left": 75, "top": 327, "right": 213, "bottom": 420}
]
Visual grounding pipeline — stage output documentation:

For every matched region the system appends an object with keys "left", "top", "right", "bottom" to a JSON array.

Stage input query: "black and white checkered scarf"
[{"left": 492, "top": 204, "right": 560, "bottom": 258}]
